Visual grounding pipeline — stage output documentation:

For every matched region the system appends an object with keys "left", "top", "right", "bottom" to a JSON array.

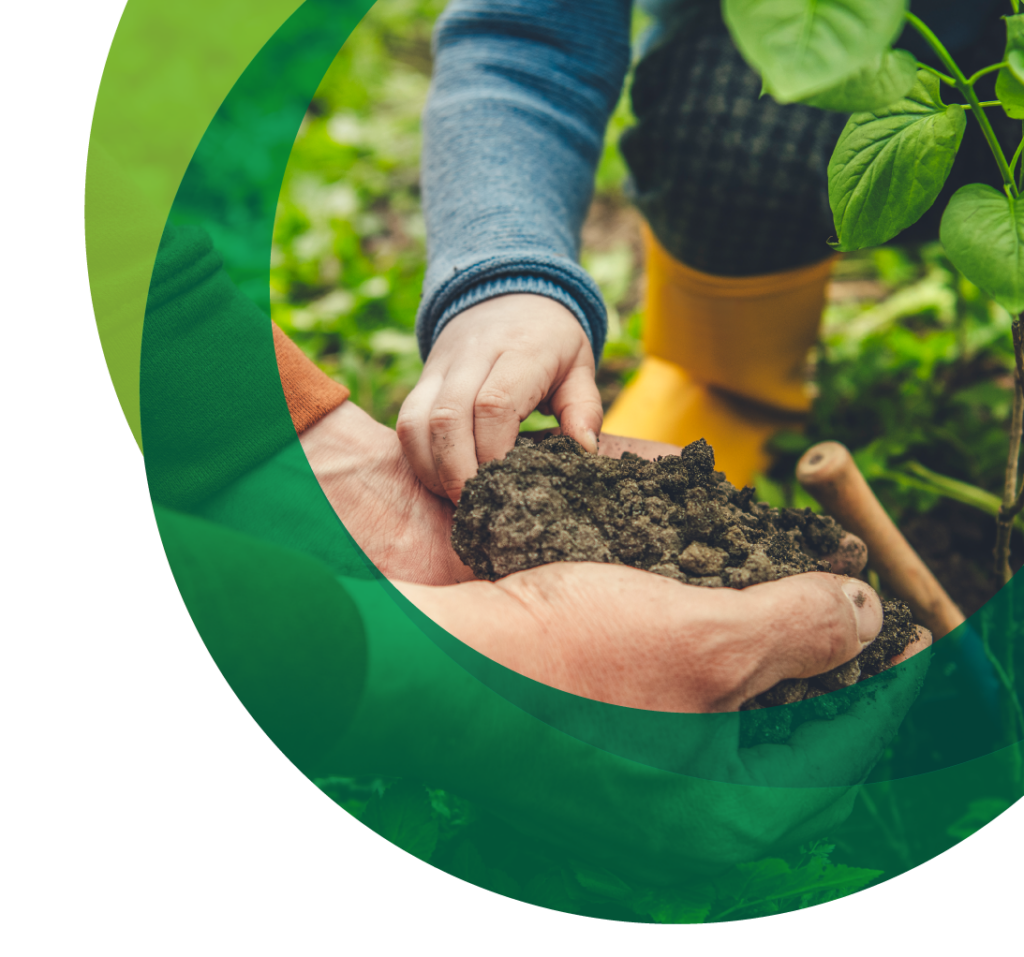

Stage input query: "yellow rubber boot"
[{"left": 603, "top": 224, "right": 836, "bottom": 488}]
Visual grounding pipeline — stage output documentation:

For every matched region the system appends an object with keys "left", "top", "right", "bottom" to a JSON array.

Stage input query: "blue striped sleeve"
[{"left": 416, "top": 0, "right": 634, "bottom": 362}]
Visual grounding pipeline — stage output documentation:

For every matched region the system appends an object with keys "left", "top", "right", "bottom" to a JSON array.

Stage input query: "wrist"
[
  {"left": 298, "top": 403, "right": 402, "bottom": 550},
  {"left": 432, "top": 275, "right": 592, "bottom": 352},
  {"left": 299, "top": 403, "right": 472, "bottom": 585},
  {"left": 416, "top": 254, "right": 610, "bottom": 363}
]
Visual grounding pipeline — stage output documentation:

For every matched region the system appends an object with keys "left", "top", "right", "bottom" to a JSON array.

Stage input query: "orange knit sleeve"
[{"left": 272, "top": 323, "right": 350, "bottom": 433}]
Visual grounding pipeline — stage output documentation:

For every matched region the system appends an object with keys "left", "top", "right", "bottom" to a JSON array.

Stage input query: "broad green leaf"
[
  {"left": 360, "top": 780, "right": 439, "bottom": 862},
  {"left": 940, "top": 184, "right": 1024, "bottom": 314},
  {"left": 802, "top": 49, "right": 917, "bottom": 112},
  {"left": 828, "top": 72, "right": 966, "bottom": 251},
  {"left": 714, "top": 857, "right": 881, "bottom": 914},
  {"left": 1007, "top": 13, "right": 1024, "bottom": 83},
  {"left": 997, "top": 14, "right": 1024, "bottom": 118},
  {"left": 996, "top": 70, "right": 1024, "bottom": 119},
  {"left": 723, "top": 0, "right": 908, "bottom": 102},
  {"left": 1013, "top": 50, "right": 1024, "bottom": 85},
  {"left": 712, "top": 857, "right": 790, "bottom": 901}
]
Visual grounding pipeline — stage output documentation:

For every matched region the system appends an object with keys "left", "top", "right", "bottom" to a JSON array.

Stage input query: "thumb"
[
  {"left": 548, "top": 364, "right": 604, "bottom": 454},
  {"left": 736, "top": 573, "right": 882, "bottom": 704}
]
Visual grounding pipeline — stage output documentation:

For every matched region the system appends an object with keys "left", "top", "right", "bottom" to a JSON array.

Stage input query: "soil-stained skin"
[{"left": 451, "top": 435, "right": 918, "bottom": 745}]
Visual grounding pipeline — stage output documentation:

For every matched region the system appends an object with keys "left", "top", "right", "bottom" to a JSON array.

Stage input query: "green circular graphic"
[{"left": 87, "top": 0, "right": 1023, "bottom": 922}]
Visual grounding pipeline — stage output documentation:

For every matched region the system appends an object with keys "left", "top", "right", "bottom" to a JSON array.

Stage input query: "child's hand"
[{"left": 397, "top": 294, "right": 604, "bottom": 502}]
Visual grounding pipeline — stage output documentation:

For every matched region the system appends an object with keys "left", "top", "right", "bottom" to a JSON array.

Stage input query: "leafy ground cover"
[{"left": 273, "top": 0, "right": 1024, "bottom": 922}]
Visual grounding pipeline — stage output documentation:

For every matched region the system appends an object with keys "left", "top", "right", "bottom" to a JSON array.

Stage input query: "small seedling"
[{"left": 724, "top": 0, "right": 1024, "bottom": 583}]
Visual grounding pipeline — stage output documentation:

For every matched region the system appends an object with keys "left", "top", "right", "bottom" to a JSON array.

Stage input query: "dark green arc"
[{"left": 138, "top": 0, "right": 1024, "bottom": 794}]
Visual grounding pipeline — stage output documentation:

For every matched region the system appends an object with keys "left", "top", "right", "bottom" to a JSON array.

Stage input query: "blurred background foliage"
[
  {"left": 272, "top": 0, "right": 1019, "bottom": 611},
  {"left": 271, "top": 0, "right": 649, "bottom": 425}
]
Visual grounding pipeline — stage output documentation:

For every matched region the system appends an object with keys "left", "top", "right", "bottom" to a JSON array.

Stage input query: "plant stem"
[
  {"left": 978, "top": 615, "right": 1024, "bottom": 787},
  {"left": 966, "top": 62, "right": 1008, "bottom": 86},
  {"left": 858, "top": 789, "right": 913, "bottom": 870},
  {"left": 906, "top": 12, "right": 1018, "bottom": 198},
  {"left": 995, "top": 318, "right": 1024, "bottom": 584},
  {"left": 915, "top": 61, "right": 956, "bottom": 86},
  {"left": 1012, "top": 137, "right": 1024, "bottom": 183},
  {"left": 963, "top": 101, "right": 1004, "bottom": 110},
  {"left": 879, "top": 461, "right": 1024, "bottom": 534}
]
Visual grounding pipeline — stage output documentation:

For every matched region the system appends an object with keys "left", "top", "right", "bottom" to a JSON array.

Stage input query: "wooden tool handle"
[{"left": 796, "top": 441, "right": 965, "bottom": 638}]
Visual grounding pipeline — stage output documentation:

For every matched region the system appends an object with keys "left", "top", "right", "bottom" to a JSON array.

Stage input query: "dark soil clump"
[{"left": 451, "top": 435, "right": 918, "bottom": 742}]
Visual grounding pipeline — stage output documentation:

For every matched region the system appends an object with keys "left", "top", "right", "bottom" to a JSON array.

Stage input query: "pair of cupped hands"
[
  {"left": 360, "top": 294, "right": 929, "bottom": 712},
  {"left": 300, "top": 293, "right": 930, "bottom": 877}
]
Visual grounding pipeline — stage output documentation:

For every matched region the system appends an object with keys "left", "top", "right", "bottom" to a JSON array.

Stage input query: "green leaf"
[
  {"left": 713, "top": 857, "right": 881, "bottom": 919},
  {"left": 629, "top": 886, "right": 714, "bottom": 924},
  {"left": 802, "top": 49, "right": 917, "bottom": 112},
  {"left": 360, "top": 780, "right": 439, "bottom": 862},
  {"left": 1012, "top": 51, "right": 1024, "bottom": 86},
  {"left": 828, "top": 72, "right": 966, "bottom": 251},
  {"left": 995, "top": 70, "right": 1024, "bottom": 119},
  {"left": 940, "top": 184, "right": 1024, "bottom": 314},
  {"left": 997, "top": 14, "right": 1024, "bottom": 118},
  {"left": 1007, "top": 14, "right": 1024, "bottom": 84},
  {"left": 723, "top": 0, "right": 908, "bottom": 102}
]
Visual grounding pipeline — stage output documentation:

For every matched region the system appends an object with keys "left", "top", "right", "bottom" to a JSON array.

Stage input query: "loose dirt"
[{"left": 451, "top": 435, "right": 918, "bottom": 744}]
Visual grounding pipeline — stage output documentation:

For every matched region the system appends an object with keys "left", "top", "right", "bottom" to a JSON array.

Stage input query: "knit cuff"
[
  {"left": 416, "top": 253, "right": 608, "bottom": 364},
  {"left": 272, "top": 323, "right": 349, "bottom": 433},
  {"left": 432, "top": 275, "right": 592, "bottom": 350}
]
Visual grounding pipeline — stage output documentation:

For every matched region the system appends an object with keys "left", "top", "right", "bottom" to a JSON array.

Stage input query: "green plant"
[{"left": 725, "top": 0, "right": 1024, "bottom": 582}]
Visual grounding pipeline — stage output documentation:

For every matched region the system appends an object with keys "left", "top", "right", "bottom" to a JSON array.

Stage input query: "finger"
[
  {"left": 549, "top": 364, "right": 603, "bottom": 454},
  {"left": 396, "top": 374, "right": 447, "bottom": 497},
  {"left": 820, "top": 532, "right": 869, "bottom": 576},
  {"left": 735, "top": 573, "right": 883, "bottom": 704},
  {"left": 430, "top": 358, "right": 495, "bottom": 503},
  {"left": 745, "top": 637, "right": 930, "bottom": 789},
  {"left": 888, "top": 624, "right": 933, "bottom": 667},
  {"left": 472, "top": 354, "right": 548, "bottom": 466}
]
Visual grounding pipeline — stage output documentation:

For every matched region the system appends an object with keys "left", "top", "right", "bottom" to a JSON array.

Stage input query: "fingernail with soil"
[
  {"left": 842, "top": 579, "right": 882, "bottom": 644},
  {"left": 580, "top": 429, "right": 598, "bottom": 454}
]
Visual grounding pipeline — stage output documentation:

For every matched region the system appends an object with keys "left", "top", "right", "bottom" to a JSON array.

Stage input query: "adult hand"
[
  {"left": 396, "top": 294, "right": 604, "bottom": 503},
  {"left": 396, "top": 563, "right": 899, "bottom": 714},
  {"left": 304, "top": 405, "right": 929, "bottom": 876}
]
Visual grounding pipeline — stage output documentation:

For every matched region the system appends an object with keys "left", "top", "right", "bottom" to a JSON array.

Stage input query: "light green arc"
[
  {"left": 85, "top": 0, "right": 1024, "bottom": 920},
  {"left": 87, "top": 0, "right": 305, "bottom": 448}
]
